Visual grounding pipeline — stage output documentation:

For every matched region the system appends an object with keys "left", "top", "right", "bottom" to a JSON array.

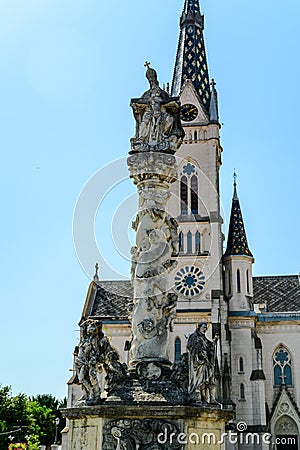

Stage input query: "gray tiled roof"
[
  {"left": 91, "top": 280, "right": 132, "bottom": 319},
  {"left": 88, "top": 275, "right": 300, "bottom": 319},
  {"left": 253, "top": 275, "right": 300, "bottom": 313}
]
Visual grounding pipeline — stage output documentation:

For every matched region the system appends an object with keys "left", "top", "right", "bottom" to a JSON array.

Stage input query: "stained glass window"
[
  {"left": 187, "top": 231, "right": 192, "bottom": 252},
  {"left": 179, "top": 232, "right": 184, "bottom": 252},
  {"left": 191, "top": 175, "right": 198, "bottom": 214},
  {"left": 273, "top": 346, "right": 293, "bottom": 386},
  {"left": 180, "top": 176, "right": 188, "bottom": 214},
  {"left": 195, "top": 231, "right": 201, "bottom": 253}
]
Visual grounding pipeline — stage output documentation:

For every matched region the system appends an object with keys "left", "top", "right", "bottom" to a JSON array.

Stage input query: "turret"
[{"left": 224, "top": 172, "right": 254, "bottom": 311}]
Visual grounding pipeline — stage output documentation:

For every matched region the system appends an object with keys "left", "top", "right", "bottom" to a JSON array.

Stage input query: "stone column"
[
  {"left": 128, "top": 152, "right": 179, "bottom": 370},
  {"left": 127, "top": 65, "right": 184, "bottom": 374}
]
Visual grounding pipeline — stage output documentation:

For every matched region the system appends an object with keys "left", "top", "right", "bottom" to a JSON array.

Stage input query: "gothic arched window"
[
  {"left": 240, "top": 383, "right": 245, "bottom": 400},
  {"left": 179, "top": 232, "right": 184, "bottom": 252},
  {"left": 195, "top": 231, "right": 201, "bottom": 253},
  {"left": 175, "top": 337, "right": 181, "bottom": 363},
  {"left": 191, "top": 175, "right": 198, "bottom": 214},
  {"left": 187, "top": 231, "right": 192, "bottom": 253},
  {"left": 273, "top": 346, "right": 293, "bottom": 386},
  {"left": 246, "top": 270, "right": 250, "bottom": 293},
  {"left": 180, "top": 176, "right": 188, "bottom": 215},
  {"left": 237, "top": 269, "right": 241, "bottom": 293},
  {"left": 227, "top": 270, "right": 231, "bottom": 295},
  {"left": 239, "top": 357, "right": 244, "bottom": 373}
]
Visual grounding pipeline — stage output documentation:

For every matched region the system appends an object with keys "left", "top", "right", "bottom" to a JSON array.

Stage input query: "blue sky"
[{"left": 1, "top": 0, "right": 299, "bottom": 399}]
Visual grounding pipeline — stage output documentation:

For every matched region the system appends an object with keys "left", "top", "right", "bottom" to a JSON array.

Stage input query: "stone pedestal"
[{"left": 62, "top": 403, "right": 234, "bottom": 449}]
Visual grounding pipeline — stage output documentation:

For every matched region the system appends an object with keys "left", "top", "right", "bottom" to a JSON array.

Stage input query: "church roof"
[
  {"left": 89, "top": 280, "right": 132, "bottom": 321},
  {"left": 171, "top": 0, "right": 211, "bottom": 114},
  {"left": 83, "top": 275, "right": 300, "bottom": 321},
  {"left": 224, "top": 176, "right": 253, "bottom": 258},
  {"left": 253, "top": 275, "right": 300, "bottom": 313}
]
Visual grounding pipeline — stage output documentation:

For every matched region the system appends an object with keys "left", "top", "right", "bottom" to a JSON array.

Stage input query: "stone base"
[
  {"left": 62, "top": 403, "right": 234, "bottom": 449},
  {"left": 105, "top": 377, "right": 187, "bottom": 404}
]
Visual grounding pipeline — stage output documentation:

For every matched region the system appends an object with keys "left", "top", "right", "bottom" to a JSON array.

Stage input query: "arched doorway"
[{"left": 275, "top": 415, "right": 299, "bottom": 450}]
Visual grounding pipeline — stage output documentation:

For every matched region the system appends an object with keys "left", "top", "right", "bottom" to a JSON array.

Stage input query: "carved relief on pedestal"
[{"left": 103, "top": 419, "right": 182, "bottom": 450}]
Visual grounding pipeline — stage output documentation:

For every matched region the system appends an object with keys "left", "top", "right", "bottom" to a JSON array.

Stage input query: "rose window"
[{"left": 175, "top": 265, "right": 205, "bottom": 297}]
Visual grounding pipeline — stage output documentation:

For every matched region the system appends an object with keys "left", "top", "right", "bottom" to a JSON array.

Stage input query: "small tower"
[
  {"left": 224, "top": 172, "right": 254, "bottom": 311},
  {"left": 225, "top": 174, "right": 267, "bottom": 438}
]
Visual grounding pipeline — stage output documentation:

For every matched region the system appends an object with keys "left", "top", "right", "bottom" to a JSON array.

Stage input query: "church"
[{"left": 64, "top": 1, "right": 300, "bottom": 449}]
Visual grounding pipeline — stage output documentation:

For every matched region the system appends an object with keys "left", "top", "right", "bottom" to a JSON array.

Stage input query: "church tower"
[
  {"left": 223, "top": 174, "right": 254, "bottom": 312},
  {"left": 224, "top": 178, "right": 268, "bottom": 439},
  {"left": 167, "top": 0, "right": 230, "bottom": 399}
]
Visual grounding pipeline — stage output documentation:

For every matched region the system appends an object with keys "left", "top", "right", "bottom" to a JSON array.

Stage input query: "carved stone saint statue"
[
  {"left": 74, "top": 319, "right": 124, "bottom": 404},
  {"left": 187, "top": 319, "right": 219, "bottom": 403},
  {"left": 130, "top": 64, "right": 184, "bottom": 154},
  {"left": 74, "top": 319, "right": 107, "bottom": 404}
]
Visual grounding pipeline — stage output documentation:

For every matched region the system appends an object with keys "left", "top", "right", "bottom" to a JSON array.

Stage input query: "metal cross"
[
  {"left": 233, "top": 169, "right": 237, "bottom": 186},
  {"left": 144, "top": 61, "right": 151, "bottom": 69}
]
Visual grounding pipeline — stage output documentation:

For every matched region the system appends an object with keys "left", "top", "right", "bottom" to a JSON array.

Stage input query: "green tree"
[
  {"left": 0, "top": 386, "right": 66, "bottom": 450},
  {"left": 27, "top": 401, "right": 55, "bottom": 448}
]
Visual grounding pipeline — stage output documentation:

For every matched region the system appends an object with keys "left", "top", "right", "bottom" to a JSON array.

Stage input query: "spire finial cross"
[
  {"left": 94, "top": 263, "right": 99, "bottom": 281},
  {"left": 211, "top": 78, "right": 216, "bottom": 89},
  {"left": 144, "top": 61, "right": 151, "bottom": 69},
  {"left": 233, "top": 169, "right": 238, "bottom": 199}
]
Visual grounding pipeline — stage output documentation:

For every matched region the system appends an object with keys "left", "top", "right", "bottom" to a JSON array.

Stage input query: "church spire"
[
  {"left": 224, "top": 174, "right": 253, "bottom": 258},
  {"left": 171, "top": 0, "right": 211, "bottom": 113}
]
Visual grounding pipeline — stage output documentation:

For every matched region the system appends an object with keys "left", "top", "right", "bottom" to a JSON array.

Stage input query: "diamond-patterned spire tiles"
[
  {"left": 172, "top": 0, "right": 210, "bottom": 113},
  {"left": 225, "top": 185, "right": 253, "bottom": 258}
]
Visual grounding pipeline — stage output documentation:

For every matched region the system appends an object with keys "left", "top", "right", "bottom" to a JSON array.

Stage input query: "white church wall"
[{"left": 258, "top": 323, "right": 300, "bottom": 408}]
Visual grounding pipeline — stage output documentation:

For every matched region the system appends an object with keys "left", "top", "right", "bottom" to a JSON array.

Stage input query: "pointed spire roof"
[
  {"left": 224, "top": 173, "right": 253, "bottom": 258},
  {"left": 171, "top": 0, "right": 211, "bottom": 114}
]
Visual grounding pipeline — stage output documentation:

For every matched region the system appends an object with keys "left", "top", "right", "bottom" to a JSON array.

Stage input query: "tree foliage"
[{"left": 0, "top": 386, "right": 66, "bottom": 450}]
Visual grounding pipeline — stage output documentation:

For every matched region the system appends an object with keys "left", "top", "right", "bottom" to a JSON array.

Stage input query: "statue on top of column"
[{"left": 130, "top": 62, "right": 184, "bottom": 154}]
